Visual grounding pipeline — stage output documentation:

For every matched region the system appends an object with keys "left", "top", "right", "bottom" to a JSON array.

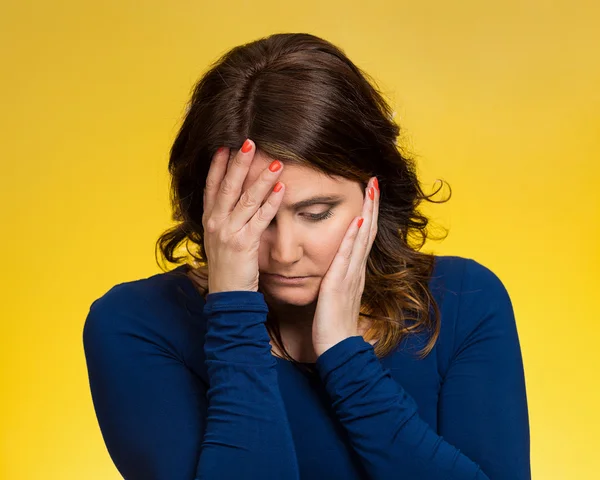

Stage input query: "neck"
[
  {"left": 261, "top": 290, "right": 318, "bottom": 362},
  {"left": 262, "top": 287, "right": 316, "bottom": 321}
]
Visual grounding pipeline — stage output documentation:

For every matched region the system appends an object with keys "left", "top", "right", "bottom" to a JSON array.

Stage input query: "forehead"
[{"left": 241, "top": 150, "right": 349, "bottom": 199}]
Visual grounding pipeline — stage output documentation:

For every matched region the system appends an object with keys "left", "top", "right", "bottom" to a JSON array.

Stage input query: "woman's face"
[{"left": 240, "top": 150, "right": 365, "bottom": 306}]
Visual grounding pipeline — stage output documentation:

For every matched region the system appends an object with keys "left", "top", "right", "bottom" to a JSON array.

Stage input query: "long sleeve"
[
  {"left": 198, "top": 291, "right": 299, "bottom": 479},
  {"left": 314, "top": 259, "right": 531, "bottom": 479},
  {"left": 83, "top": 285, "right": 299, "bottom": 480}
]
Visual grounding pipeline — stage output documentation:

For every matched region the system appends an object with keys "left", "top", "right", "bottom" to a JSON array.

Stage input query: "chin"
[{"left": 258, "top": 283, "right": 318, "bottom": 306}]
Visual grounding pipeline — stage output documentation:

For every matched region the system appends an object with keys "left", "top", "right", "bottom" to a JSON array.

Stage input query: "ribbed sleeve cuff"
[
  {"left": 204, "top": 290, "right": 268, "bottom": 314},
  {"left": 202, "top": 290, "right": 271, "bottom": 365},
  {"left": 315, "top": 336, "right": 373, "bottom": 378}
]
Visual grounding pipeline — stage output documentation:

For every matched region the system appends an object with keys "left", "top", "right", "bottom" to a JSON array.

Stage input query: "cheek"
[
  {"left": 256, "top": 216, "right": 353, "bottom": 263},
  {"left": 308, "top": 220, "right": 350, "bottom": 261},
  {"left": 324, "top": 222, "right": 349, "bottom": 248}
]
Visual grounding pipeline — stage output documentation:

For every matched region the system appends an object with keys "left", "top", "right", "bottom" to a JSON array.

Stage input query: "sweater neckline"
[{"left": 170, "top": 264, "right": 318, "bottom": 367}]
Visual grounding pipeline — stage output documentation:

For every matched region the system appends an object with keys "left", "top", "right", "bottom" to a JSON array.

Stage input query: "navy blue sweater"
[{"left": 83, "top": 255, "right": 530, "bottom": 479}]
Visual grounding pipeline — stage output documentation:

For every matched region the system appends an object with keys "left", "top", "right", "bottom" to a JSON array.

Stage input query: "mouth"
[{"left": 263, "top": 274, "right": 311, "bottom": 284}]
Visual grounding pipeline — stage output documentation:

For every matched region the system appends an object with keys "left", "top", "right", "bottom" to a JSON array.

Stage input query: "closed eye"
[
  {"left": 268, "top": 209, "right": 335, "bottom": 227},
  {"left": 304, "top": 210, "right": 334, "bottom": 222}
]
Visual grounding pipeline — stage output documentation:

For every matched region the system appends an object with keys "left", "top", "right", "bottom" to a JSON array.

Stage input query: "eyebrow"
[{"left": 285, "top": 195, "right": 345, "bottom": 211}]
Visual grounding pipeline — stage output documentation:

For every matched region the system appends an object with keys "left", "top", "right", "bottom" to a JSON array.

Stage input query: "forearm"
[
  {"left": 197, "top": 291, "right": 299, "bottom": 480},
  {"left": 316, "top": 336, "right": 489, "bottom": 480}
]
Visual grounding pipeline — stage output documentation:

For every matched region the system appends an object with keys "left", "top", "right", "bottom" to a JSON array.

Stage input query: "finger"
[
  {"left": 211, "top": 138, "right": 255, "bottom": 221},
  {"left": 367, "top": 178, "right": 380, "bottom": 253},
  {"left": 349, "top": 180, "right": 377, "bottom": 274},
  {"left": 246, "top": 181, "right": 286, "bottom": 240},
  {"left": 323, "top": 216, "right": 363, "bottom": 285},
  {"left": 229, "top": 159, "right": 284, "bottom": 230},
  {"left": 203, "top": 146, "right": 230, "bottom": 219}
]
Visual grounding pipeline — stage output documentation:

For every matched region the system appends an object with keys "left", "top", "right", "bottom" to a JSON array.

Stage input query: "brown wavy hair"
[{"left": 155, "top": 32, "right": 451, "bottom": 371}]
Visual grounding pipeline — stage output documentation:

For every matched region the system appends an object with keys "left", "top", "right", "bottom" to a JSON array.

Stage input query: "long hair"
[{"left": 155, "top": 33, "right": 451, "bottom": 372}]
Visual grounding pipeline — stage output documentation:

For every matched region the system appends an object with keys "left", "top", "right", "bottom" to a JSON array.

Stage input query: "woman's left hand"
[{"left": 312, "top": 176, "right": 380, "bottom": 358}]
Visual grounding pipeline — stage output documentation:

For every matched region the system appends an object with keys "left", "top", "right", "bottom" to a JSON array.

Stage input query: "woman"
[{"left": 83, "top": 33, "right": 531, "bottom": 479}]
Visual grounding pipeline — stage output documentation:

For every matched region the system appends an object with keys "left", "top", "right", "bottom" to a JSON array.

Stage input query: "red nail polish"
[
  {"left": 357, "top": 218, "right": 364, "bottom": 228},
  {"left": 273, "top": 182, "right": 283, "bottom": 193},
  {"left": 373, "top": 177, "right": 379, "bottom": 191},
  {"left": 241, "top": 139, "right": 252, "bottom": 153},
  {"left": 368, "top": 187, "right": 374, "bottom": 200},
  {"left": 269, "top": 160, "right": 282, "bottom": 172}
]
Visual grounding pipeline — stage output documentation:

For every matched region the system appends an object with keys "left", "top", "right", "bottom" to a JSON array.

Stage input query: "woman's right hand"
[{"left": 202, "top": 138, "right": 285, "bottom": 294}]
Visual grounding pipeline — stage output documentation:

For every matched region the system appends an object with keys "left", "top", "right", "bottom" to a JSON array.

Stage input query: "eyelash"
[{"left": 305, "top": 210, "right": 334, "bottom": 222}]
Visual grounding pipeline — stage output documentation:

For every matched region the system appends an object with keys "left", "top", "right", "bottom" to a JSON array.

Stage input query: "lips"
[
  {"left": 266, "top": 274, "right": 307, "bottom": 278},
  {"left": 264, "top": 273, "right": 311, "bottom": 282}
]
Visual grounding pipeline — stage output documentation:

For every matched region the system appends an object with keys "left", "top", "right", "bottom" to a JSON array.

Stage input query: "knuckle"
[
  {"left": 204, "top": 217, "right": 218, "bottom": 233},
  {"left": 261, "top": 168, "right": 275, "bottom": 182},
  {"left": 256, "top": 207, "right": 269, "bottom": 224},
  {"left": 265, "top": 194, "right": 279, "bottom": 209},
  {"left": 220, "top": 178, "right": 235, "bottom": 195},
  {"left": 232, "top": 153, "right": 246, "bottom": 168},
  {"left": 239, "top": 190, "right": 257, "bottom": 209},
  {"left": 205, "top": 178, "right": 219, "bottom": 190},
  {"left": 217, "top": 230, "right": 230, "bottom": 245}
]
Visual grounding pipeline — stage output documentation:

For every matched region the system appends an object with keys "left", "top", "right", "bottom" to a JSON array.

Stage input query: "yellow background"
[{"left": 1, "top": 1, "right": 598, "bottom": 478}]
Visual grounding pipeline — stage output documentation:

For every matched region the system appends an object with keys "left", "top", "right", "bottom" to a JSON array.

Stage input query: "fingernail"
[
  {"left": 269, "top": 160, "right": 282, "bottom": 172},
  {"left": 241, "top": 139, "right": 252, "bottom": 153},
  {"left": 357, "top": 218, "right": 364, "bottom": 228},
  {"left": 368, "top": 187, "right": 374, "bottom": 200},
  {"left": 273, "top": 182, "right": 283, "bottom": 193},
  {"left": 373, "top": 177, "right": 379, "bottom": 192}
]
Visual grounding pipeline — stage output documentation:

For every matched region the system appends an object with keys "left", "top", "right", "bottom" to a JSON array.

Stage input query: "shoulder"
[
  {"left": 85, "top": 267, "right": 186, "bottom": 322},
  {"left": 82, "top": 266, "right": 202, "bottom": 353},
  {"left": 429, "top": 255, "right": 516, "bottom": 360},
  {"left": 431, "top": 255, "right": 511, "bottom": 304}
]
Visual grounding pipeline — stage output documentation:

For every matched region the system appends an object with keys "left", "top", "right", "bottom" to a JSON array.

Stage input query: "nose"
[{"left": 267, "top": 223, "right": 302, "bottom": 265}]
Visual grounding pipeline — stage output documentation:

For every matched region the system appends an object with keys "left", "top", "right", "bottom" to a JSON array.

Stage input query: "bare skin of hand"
[
  {"left": 202, "top": 139, "right": 285, "bottom": 294},
  {"left": 312, "top": 177, "right": 380, "bottom": 357}
]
